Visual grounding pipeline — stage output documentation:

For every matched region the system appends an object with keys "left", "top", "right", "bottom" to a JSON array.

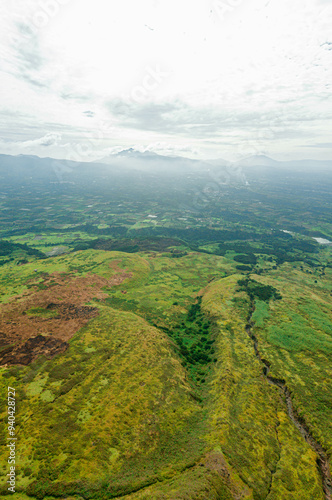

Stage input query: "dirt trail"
[{"left": 246, "top": 302, "right": 332, "bottom": 500}]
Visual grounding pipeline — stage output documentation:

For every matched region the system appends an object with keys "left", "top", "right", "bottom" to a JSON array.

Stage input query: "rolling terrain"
[{"left": 0, "top": 153, "right": 331, "bottom": 499}]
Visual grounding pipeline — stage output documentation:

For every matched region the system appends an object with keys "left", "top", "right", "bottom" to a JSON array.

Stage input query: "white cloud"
[
  {"left": 0, "top": 0, "right": 331, "bottom": 160},
  {"left": 20, "top": 133, "right": 62, "bottom": 148},
  {"left": 0, "top": 133, "right": 62, "bottom": 157},
  {"left": 144, "top": 142, "right": 199, "bottom": 157}
]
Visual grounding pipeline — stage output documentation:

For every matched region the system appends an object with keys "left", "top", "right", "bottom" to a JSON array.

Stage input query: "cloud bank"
[{"left": 0, "top": 0, "right": 331, "bottom": 161}]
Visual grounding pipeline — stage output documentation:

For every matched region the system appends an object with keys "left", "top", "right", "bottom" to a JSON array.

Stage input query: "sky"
[{"left": 0, "top": 0, "right": 331, "bottom": 162}]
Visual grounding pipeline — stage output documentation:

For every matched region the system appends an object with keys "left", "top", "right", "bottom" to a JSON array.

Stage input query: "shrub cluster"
[{"left": 237, "top": 278, "right": 282, "bottom": 302}]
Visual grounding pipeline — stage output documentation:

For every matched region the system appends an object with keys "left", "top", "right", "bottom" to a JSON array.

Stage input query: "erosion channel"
[{"left": 245, "top": 301, "right": 332, "bottom": 500}]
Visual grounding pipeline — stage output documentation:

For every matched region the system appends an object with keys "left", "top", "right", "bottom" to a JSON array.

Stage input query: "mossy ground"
[
  {"left": 202, "top": 275, "right": 324, "bottom": 499},
  {"left": 0, "top": 246, "right": 331, "bottom": 499},
  {"left": 249, "top": 263, "right": 332, "bottom": 456}
]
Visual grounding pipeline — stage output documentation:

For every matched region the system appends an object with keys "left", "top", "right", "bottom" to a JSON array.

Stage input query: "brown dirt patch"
[
  {"left": 198, "top": 452, "right": 251, "bottom": 500},
  {"left": 0, "top": 267, "right": 132, "bottom": 366},
  {"left": 0, "top": 335, "right": 69, "bottom": 366}
]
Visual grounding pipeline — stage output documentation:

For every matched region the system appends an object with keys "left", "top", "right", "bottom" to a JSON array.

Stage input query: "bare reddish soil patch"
[
  {"left": 0, "top": 335, "right": 69, "bottom": 366},
  {"left": 0, "top": 266, "right": 132, "bottom": 365}
]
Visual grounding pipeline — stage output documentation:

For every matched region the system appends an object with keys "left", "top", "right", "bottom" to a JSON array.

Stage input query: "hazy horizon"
[{"left": 1, "top": 150, "right": 332, "bottom": 167}]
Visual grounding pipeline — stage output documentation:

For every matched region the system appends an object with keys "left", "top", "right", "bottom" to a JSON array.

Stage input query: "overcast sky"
[{"left": 0, "top": 0, "right": 331, "bottom": 162}]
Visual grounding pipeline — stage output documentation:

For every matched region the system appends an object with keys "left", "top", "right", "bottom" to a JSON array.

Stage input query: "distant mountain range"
[
  {"left": 233, "top": 154, "right": 332, "bottom": 170},
  {"left": 99, "top": 149, "right": 331, "bottom": 171},
  {"left": 98, "top": 148, "right": 212, "bottom": 174},
  {"left": 233, "top": 155, "right": 280, "bottom": 167},
  {"left": 0, "top": 152, "right": 331, "bottom": 186}
]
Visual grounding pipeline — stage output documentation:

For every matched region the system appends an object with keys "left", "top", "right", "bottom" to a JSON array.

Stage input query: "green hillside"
[{"left": 0, "top": 245, "right": 331, "bottom": 499}]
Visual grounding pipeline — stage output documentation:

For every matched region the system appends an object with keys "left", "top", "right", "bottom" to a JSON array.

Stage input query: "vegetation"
[
  {"left": 237, "top": 277, "right": 282, "bottom": 302},
  {"left": 0, "top": 158, "right": 331, "bottom": 499},
  {"left": 0, "top": 240, "right": 46, "bottom": 258}
]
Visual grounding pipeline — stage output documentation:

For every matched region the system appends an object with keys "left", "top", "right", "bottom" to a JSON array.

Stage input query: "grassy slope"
[
  {"left": 105, "top": 251, "right": 235, "bottom": 328},
  {"left": 0, "top": 248, "right": 330, "bottom": 499},
  {"left": 250, "top": 262, "right": 332, "bottom": 457},
  {"left": 202, "top": 275, "right": 323, "bottom": 500},
  {"left": 1, "top": 306, "right": 208, "bottom": 497},
  {"left": 0, "top": 249, "right": 151, "bottom": 304},
  {"left": 0, "top": 250, "right": 248, "bottom": 499}
]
